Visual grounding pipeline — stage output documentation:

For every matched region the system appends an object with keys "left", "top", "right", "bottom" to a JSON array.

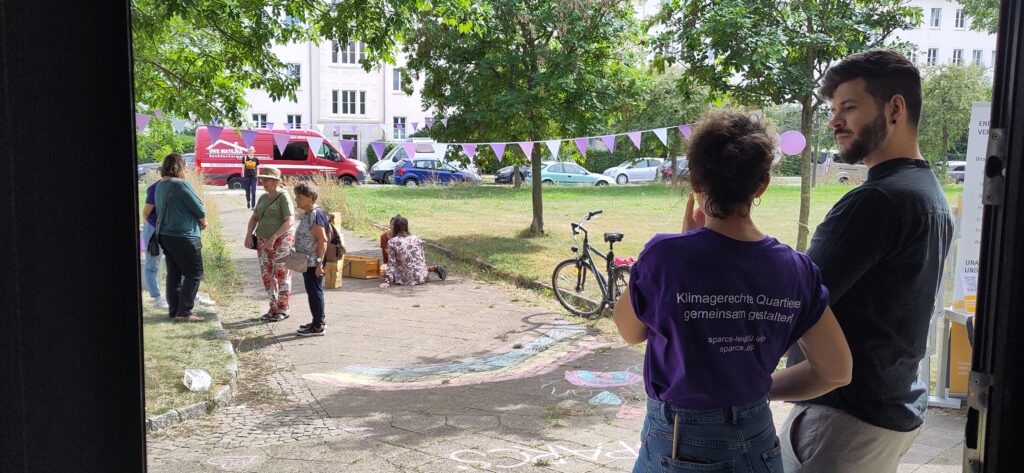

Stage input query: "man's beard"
[{"left": 838, "top": 113, "right": 888, "bottom": 164}]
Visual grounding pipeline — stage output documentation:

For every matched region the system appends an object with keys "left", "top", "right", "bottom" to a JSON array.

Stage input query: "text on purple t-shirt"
[{"left": 629, "top": 228, "right": 829, "bottom": 410}]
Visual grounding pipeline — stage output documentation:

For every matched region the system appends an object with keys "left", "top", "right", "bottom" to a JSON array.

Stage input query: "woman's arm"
[
  {"left": 769, "top": 307, "right": 852, "bottom": 401},
  {"left": 613, "top": 287, "right": 648, "bottom": 344},
  {"left": 312, "top": 222, "right": 328, "bottom": 276},
  {"left": 142, "top": 204, "right": 155, "bottom": 222}
]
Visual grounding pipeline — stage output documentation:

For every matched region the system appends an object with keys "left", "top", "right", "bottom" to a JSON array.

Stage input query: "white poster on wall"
[{"left": 951, "top": 102, "right": 991, "bottom": 312}]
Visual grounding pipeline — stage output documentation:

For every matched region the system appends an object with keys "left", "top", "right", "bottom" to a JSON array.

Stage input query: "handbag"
[
  {"left": 278, "top": 250, "right": 310, "bottom": 273},
  {"left": 251, "top": 192, "right": 284, "bottom": 250}
]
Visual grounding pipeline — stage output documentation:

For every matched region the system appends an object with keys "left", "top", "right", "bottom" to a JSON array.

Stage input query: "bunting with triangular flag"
[
  {"left": 574, "top": 138, "right": 589, "bottom": 156},
  {"left": 371, "top": 141, "right": 388, "bottom": 159},
  {"left": 517, "top": 141, "right": 534, "bottom": 158},
  {"left": 441, "top": 118, "right": 449, "bottom": 127},
  {"left": 207, "top": 125, "right": 224, "bottom": 143},
  {"left": 490, "top": 143, "right": 507, "bottom": 162},
  {"left": 678, "top": 124, "right": 692, "bottom": 140},
  {"left": 653, "top": 128, "right": 668, "bottom": 145},
  {"left": 600, "top": 135, "right": 616, "bottom": 151},
  {"left": 545, "top": 140, "right": 562, "bottom": 159},
  {"left": 627, "top": 131, "right": 643, "bottom": 149},
  {"left": 306, "top": 136, "right": 324, "bottom": 153},
  {"left": 462, "top": 144, "right": 477, "bottom": 161},
  {"left": 273, "top": 133, "right": 290, "bottom": 152},
  {"left": 339, "top": 140, "right": 356, "bottom": 158},
  {"left": 241, "top": 130, "right": 258, "bottom": 148},
  {"left": 135, "top": 113, "right": 151, "bottom": 131},
  {"left": 402, "top": 142, "right": 417, "bottom": 159}
]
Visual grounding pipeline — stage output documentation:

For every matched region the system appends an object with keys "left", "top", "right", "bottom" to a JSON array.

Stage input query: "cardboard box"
[
  {"left": 342, "top": 255, "right": 381, "bottom": 279},
  {"left": 324, "top": 261, "right": 342, "bottom": 289}
]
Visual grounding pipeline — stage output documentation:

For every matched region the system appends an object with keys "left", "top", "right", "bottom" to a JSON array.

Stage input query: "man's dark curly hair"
[{"left": 819, "top": 48, "right": 922, "bottom": 129}]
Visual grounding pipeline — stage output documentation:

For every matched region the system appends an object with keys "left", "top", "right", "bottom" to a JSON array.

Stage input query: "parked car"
[
  {"left": 660, "top": 157, "right": 689, "bottom": 182},
  {"left": 602, "top": 158, "right": 664, "bottom": 184},
  {"left": 494, "top": 165, "right": 531, "bottom": 184},
  {"left": 371, "top": 140, "right": 478, "bottom": 183},
  {"left": 393, "top": 158, "right": 482, "bottom": 186},
  {"left": 526, "top": 161, "right": 614, "bottom": 186},
  {"left": 195, "top": 127, "right": 367, "bottom": 188},
  {"left": 948, "top": 160, "right": 967, "bottom": 184}
]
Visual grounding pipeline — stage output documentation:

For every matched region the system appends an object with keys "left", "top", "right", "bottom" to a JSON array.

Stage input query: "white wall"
[
  {"left": 243, "top": 43, "right": 312, "bottom": 128},
  {"left": 895, "top": 0, "right": 998, "bottom": 69}
]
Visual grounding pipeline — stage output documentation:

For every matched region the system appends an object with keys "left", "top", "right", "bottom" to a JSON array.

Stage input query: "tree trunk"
[
  {"left": 529, "top": 132, "right": 544, "bottom": 235},
  {"left": 513, "top": 163, "right": 522, "bottom": 188},
  {"left": 797, "top": 94, "right": 814, "bottom": 252},
  {"left": 670, "top": 135, "right": 680, "bottom": 187}
]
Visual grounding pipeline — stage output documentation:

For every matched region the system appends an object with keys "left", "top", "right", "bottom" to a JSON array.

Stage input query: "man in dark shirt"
[{"left": 780, "top": 50, "right": 953, "bottom": 472}]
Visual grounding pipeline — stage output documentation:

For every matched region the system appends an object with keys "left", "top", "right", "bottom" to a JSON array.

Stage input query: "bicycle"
[{"left": 551, "top": 210, "right": 631, "bottom": 318}]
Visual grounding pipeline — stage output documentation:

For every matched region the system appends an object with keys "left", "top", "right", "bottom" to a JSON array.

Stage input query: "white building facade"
[
  {"left": 243, "top": 41, "right": 434, "bottom": 163},
  {"left": 895, "top": 0, "right": 998, "bottom": 70}
]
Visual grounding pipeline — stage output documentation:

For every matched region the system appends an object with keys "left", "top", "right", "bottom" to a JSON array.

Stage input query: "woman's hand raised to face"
[{"left": 682, "top": 193, "right": 706, "bottom": 233}]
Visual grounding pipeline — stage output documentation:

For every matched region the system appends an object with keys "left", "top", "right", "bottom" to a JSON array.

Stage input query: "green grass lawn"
[{"left": 331, "top": 182, "right": 962, "bottom": 284}]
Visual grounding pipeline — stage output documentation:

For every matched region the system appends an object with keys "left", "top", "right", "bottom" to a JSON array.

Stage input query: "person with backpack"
[
  {"left": 291, "top": 182, "right": 329, "bottom": 336},
  {"left": 613, "top": 111, "right": 852, "bottom": 473}
]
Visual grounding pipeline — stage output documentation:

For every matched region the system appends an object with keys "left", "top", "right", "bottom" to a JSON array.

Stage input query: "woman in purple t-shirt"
[{"left": 613, "top": 111, "right": 852, "bottom": 473}]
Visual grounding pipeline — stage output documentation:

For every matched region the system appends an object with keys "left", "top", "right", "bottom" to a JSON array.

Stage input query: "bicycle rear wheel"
[
  {"left": 611, "top": 264, "right": 631, "bottom": 301},
  {"left": 552, "top": 258, "right": 607, "bottom": 318}
]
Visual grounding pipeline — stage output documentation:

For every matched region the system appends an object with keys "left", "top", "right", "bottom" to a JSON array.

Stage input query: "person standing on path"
[
  {"left": 242, "top": 146, "right": 260, "bottom": 209},
  {"left": 243, "top": 166, "right": 295, "bottom": 322},
  {"left": 613, "top": 111, "right": 852, "bottom": 473},
  {"left": 141, "top": 179, "right": 168, "bottom": 309},
  {"left": 154, "top": 153, "right": 208, "bottom": 322},
  {"left": 292, "top": 182, "right": 329, "bottom": 336},
  {"left": 780, "top": 49, "right": 954, "bottom": 473}
]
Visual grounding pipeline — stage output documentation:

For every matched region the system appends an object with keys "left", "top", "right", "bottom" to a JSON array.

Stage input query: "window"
[
  {"left": 281, "top": 142, "right": 308, "bottom": 161},
  {"left": 955, "top": 9, "right": 965, "bottom": 29},
  {"left": 332, "top": 41, "right": 366, "bottom": 64},
  {"left": 909, "top": 49, "right": 919, "bottom": 64},
  {"left": 563, "top": 164, "right": 587, "bottom": 174},
  {"left": 930, "top": 8, "right": 941, "bottom": 28},
  {"left": 287, "top": 114, "right": 302, "bottom": 129},
  {"left": 332, "top": 90, "right": 338, "bottom": 114},
  {"left": 548, "top": 164, "right": 565, "bottom": 173},
  {"left": 393, "top": 69, "right": 401, "bottom": 91},
  {"left": 927, "top": 48, "right": 938, "bottom": 66},
  {"left": 286, "top": 63, "right": 301, "bottom": 88},
  {"left": 973, "top": 49, "right": 984, "bottom": 66},
  {"left": 414, "top": 160, "right": 434, "bottom": 169},
  {"left": 338, "top": 90, "right": 365, "bottom": 115},
  {"left": 251, "top": 113, "right": 267, "bottom": 128},
  {"left": 953, "top": 49, "right": 964, "bottom": 65},
  {"left": 393, "top": 117, "right": 406, "bottom": 139}
]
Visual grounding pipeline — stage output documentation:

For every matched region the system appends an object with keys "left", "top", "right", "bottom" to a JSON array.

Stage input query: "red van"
[{"left": 194, "top": 127, "right": 367, "bottom": 188}]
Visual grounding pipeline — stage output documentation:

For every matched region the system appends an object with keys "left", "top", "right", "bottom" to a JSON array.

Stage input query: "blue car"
[{"left": 393, "top": 158, "right": 482, "bottom": 186}]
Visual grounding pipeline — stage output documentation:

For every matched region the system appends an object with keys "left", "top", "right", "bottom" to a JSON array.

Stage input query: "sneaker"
[
  {"left": 296, "top": 324, "right": 325, "bottom": 337},
  {"left": 299, "top": 322, "right": 326, "bottom": 331},
  {"left": 436, "top": 265, "right": 448, "bottom": 281},
  {"left": 153, "top": 297, "right": 170, "bottom": 309},
  {"left": 195, "top": 293, "right": 216, "bottom": 306},
  {"left": 267, "top": 312, "right": 289, "bottom": 322}
]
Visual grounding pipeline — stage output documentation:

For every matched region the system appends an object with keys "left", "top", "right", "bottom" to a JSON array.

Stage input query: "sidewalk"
[{"left": 147, "top": 189, "right": 966, "bottom": 472}]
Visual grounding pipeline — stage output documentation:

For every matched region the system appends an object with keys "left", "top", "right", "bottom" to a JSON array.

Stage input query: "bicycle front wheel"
[{"left": 552, "top": 258, "right": 607, "bottom": 318}]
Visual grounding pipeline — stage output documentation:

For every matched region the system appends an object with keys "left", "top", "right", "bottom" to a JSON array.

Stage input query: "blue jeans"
[
  {"left": 142, "top": 222, "right": 162, "bottom": 299},
  {"left": 633, "top": 397, "right": 782, "bottom": 473},
  {"left": 302, "top": 267, "right": 325, "bottom": 326},
  {"left": 243, "top": 175, "right": 257, "bottom": 208}
]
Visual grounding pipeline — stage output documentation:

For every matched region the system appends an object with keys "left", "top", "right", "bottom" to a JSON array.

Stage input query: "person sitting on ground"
[{"left": 378, "top": 215, "right": 448, "bottom": 289}]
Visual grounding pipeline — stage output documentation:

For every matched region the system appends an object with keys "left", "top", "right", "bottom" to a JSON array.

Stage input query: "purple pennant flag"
[
  {"left": 153, "top": 109, "right": 163, "bottom": 118},
  {"left": 600, "top": 135, "right": 616, "bottom": 152},
  {"left": 371, "top": 141, "right": 388, "bottom": 159},
  {"left": 627, "top": 131, "right": 643, "bottom": 149},
  {"left": 574, "top": 138, "right": 589, "bottom": 156},
  {"left": 241, "top": 129, "right": 258, "bottom": 148},
  {"left": 489, "top": 143, "right": 507, "bottom": 162},
  {"left": 678, "top": 124, "right": 692, "bottom": 140},
  {"left": 306, "top": 136, "right": 325, "bottom": 153},
  {"left": 517, "top": 141, "right": 534, "bottom": 158},
  {"left": 333, "top": 124, "right": 342, "bottom": 135},
  {"left": 412, "top": 122, "right": 420, "bottom": 131},
  {"left": 395, "top": 123, "right": 405, "bottom": 129},
  {"left": 265, "top": 122, "right": 274, "bottom": 130},
  {"left": 348, "top": 124, "right": 358, "bottom": 132},
  {"left": 339, "top": 140, "right": 356, "bottom": 158},
  {"left": 135, "top": 113, "right": 151, "bottom": 131},
  {"left": 207, "top": 125, "right": 224, "bottom": 143},
  {"left": 402, "top": 142, "right": 417, "bottom": 159},
  {"left": 273, "top": 133, "right": 290, "bottom": 152},
  {"left": 462, "top": 144, "right": 477, "bottom": 160},
  {"left": 424, "top": 118, "right": 434, "bottom": 129}
]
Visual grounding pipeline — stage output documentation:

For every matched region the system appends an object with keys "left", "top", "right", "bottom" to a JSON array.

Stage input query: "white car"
[
  {"left": 370, "top": 140, "right": 478, "bottom": 183},
  {"left": 603, "top": 158, "right": 664, "bottom": 184}
]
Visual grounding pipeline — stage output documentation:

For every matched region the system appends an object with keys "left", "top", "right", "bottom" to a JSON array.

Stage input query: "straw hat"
[{"left": 257, "top": 166, "right": 282, "bottom": 180}]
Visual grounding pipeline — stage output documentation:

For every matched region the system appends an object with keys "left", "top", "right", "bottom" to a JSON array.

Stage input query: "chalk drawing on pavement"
[
  {"left": 450, "top": 440, "right": 639, "bottom": 470},
  {"left": 304, "top": 326, "right": 610, "bottom": 390},
  {"left": 589, "top": 391, "right": 623, "bottom": 405},
  {"left": 206, "top": 455, "right": 259, "bottom": 471},
  {"left": 565, "top": 370, "right": 642, "bottom": 388},
  {"left": 616, "top": 403, "right": 644, "bottom": 419}
]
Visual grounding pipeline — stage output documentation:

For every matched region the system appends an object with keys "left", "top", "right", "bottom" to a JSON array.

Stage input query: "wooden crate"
[
  {"left": 323, "top": 261, "right": 343, "bottom": 289},
  {"left": 342, "top": 255, "right": 381, "bottom": 279}
]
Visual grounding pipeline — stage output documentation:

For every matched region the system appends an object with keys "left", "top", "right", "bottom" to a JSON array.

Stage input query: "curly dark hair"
[{"left": 687, "top": 111, "right": 775, "bottom": 218}]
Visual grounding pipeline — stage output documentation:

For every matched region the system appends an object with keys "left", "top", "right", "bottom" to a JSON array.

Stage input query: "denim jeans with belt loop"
[{"left": 632, "top": 397, "right": 783, "bottom": 473}]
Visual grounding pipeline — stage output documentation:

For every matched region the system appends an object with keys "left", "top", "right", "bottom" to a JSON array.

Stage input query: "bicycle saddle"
[{"left": 603, "top": 232, "right": 624, "bottom": 243}]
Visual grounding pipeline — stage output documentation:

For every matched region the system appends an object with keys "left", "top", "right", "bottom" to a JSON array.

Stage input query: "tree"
[
  {"left": 650, "top": 0, "right": 919, "bottom": 251},
  {"left": 131, "top": 0, "right": 478, "bottom": 123},
  {"left": 404, "top": 0, "right": 644, "bottom": 235},
  {"left": 919, "top": 64, "right": 993, "bottom": 178},
  {"left": 960, "top": 0, "right": 1000, "bottom": 35}
]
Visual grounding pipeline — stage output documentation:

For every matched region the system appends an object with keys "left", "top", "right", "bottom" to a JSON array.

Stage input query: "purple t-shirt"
[
  {"left": 144, "top": 181, "right": 159, "bottom": 227},
  {"left": 629, "top": 227, "right": 829, "bottom": 410}
]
